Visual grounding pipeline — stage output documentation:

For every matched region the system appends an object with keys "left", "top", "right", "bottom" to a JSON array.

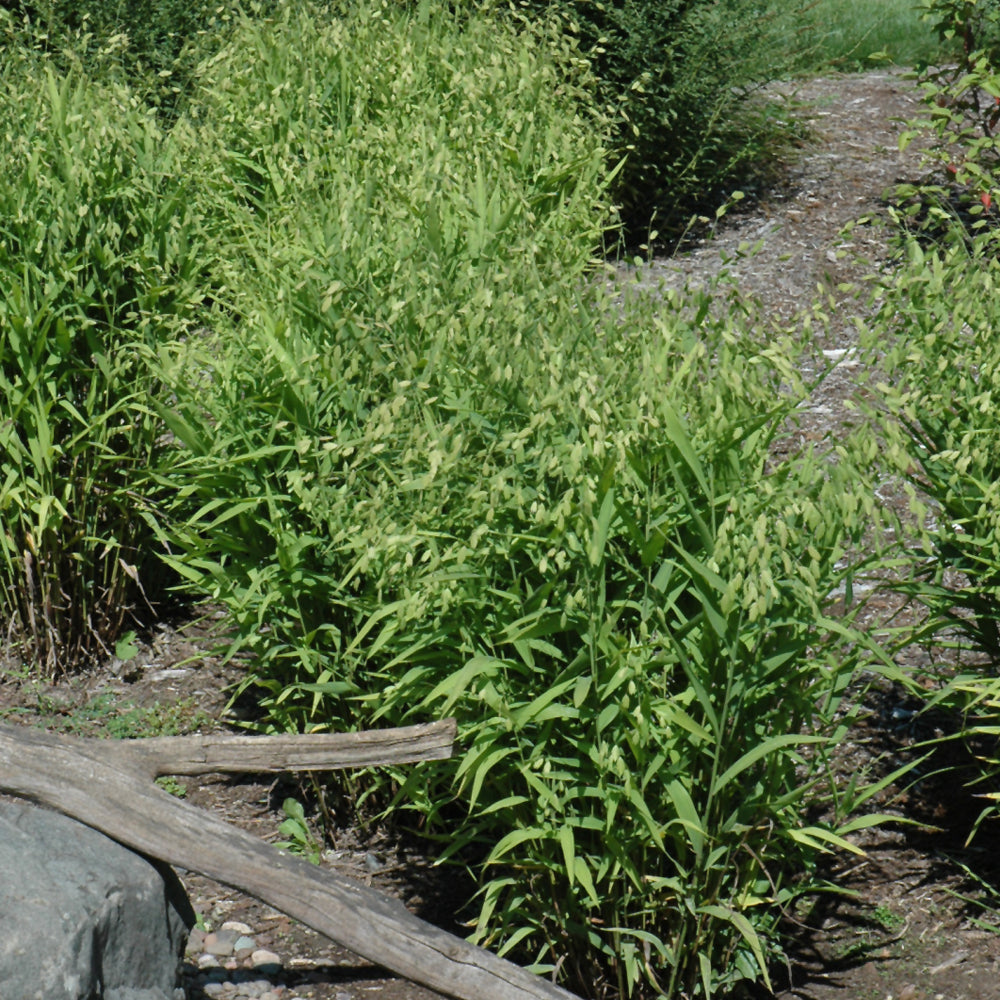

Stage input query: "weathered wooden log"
[
  {"left": 123, "top": 719, "right": 457, "bottom": 778},
  {"left": 0, "top": 723, "right": 578, "bottom": 1000}
]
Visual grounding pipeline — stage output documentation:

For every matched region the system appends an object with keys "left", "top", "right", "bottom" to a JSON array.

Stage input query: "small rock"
[
  {"left": 148, "top": 667, "right": 193, "bottom": 682},
  {"left": 187, "top": 927, "right": 207, "bottom": 954},
  {"left": 198, "top": 953, "right": 223, "bottom": 970},
  {"left": 205, "top": 927, "right": 243, "bottom": 956},
  {"left": 235, "top": 934, "right": 257, "bottom": 952},
  {"left": 222, "top": 919, "right": 254, "bottom": 935},
  {"left": 251, "top": 948, "right": 283, "bottom": 973}
]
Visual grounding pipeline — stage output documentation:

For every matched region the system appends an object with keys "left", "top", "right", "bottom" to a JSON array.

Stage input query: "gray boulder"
[{"left": 0, "top": 799, "right": 193, "bottom": 1000}]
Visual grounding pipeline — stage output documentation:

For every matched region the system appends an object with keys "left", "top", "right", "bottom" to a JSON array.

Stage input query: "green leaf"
[
  {"left": 666, "top": 779, "right": 703, "bottom": 860},
  {"left": 714, "top": 734, "right": 826, "bottom": 793},
  {"left": 114, "top": 631, "right": 139, "bottom": 662},
  {"left": 588, "top": 486, "right": 616, "bottom": 567},
  {"left": 573, "top": 855, "right": 600, "bottom": 907},
  {"left": 786, "top": 826, "right": 865, "bottom": 856},
  {"left": 559, "top": 824, "right": 575, "bottom": 883},
  {"left": 698, "top": 904, "right": 772, "bottom": 992}
]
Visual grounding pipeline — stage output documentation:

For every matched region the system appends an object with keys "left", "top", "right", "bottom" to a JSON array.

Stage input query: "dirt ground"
[{"left": 3, "top": 68, "right": 1000, "bottom": 1000}]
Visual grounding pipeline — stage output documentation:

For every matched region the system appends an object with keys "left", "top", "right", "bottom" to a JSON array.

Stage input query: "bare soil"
[{"left": 3, "top": 68, "right": 1000, "bottom": 1000}]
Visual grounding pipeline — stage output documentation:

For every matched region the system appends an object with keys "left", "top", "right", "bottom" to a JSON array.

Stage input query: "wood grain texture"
[
  {"left": 122, "top": 719, "right": 458, "bottom": 778},
  {"left": 0, "top": 723, "right": 578, "bottom": 1000}
]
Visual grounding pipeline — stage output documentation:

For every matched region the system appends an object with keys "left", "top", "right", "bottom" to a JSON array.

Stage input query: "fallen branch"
[
  {"left": 123, "top": 719, "right": 457, "bottom": 778},
  {"left": 0, "top": 722, "right": 578, "bottom": 1000}
]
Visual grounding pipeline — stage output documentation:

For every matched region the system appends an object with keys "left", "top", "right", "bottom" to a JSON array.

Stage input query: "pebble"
[
  {"left": 251, "top": 948, "right": 283, "bottom": 973},
  {"left": 185, "top": 924, "right": 290, "bottom": 1000},
  {"left": 204, "top": 928, "right": 244, "bottom": 956}
]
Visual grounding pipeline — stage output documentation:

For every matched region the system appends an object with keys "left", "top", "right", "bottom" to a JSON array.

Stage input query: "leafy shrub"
[
  {"left": 514, "top": 0, "right": 807, "bottom": 239},
  {"left": 893, "top": 0, "right": 1000, "bottom": 237},
  {"left": 919, "top": 0, "right": 1000, "bottom": 64},
  {"left": 0, "top": 38, "right": 203, "bottom": 672}
]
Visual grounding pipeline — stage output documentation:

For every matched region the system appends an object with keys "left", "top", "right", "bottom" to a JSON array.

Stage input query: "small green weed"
[
  {"left": 155, "top": 775, "right": 188, "bottom": 798},
  {"left": 275, "top": 798, "right": 322, "bottom": 865},
  {"left": 942, "top": 853, "right": 1000, "bottom": 932},
  {"left": 872, "top": 904, "right": 906, "bottom": 932},
  {"left": 6, "top": 690, "right": 212, "bottom": 739}
]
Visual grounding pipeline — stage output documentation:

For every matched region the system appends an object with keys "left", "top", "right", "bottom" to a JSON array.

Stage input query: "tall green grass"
[
  {"left": 0, "top": 0, "right": 262, "bottom": 117},
  {"left": 786, "top": 0, "right": 952, "bottom": 70}
]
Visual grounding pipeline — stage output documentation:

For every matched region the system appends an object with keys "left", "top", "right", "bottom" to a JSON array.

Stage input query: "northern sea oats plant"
[{"left": 0, "top": 35, "right": 205, "bottom": 672}]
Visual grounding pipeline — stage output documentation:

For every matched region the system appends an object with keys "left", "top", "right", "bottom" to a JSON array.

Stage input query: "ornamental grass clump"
[
  {"left": 162, "top": 272, "right": 883, "bottom": 995},
  {"left": 366, "top": 293, "right": 884, "bottom": 998},
  {"left": 140, "top": 6, "right": 888, "bottom": 993},
  {"left": 862, "top": 231, "right": 1000, "bottom": 833},
  {"left": 861, "top": 0, "right": 1000, "bottom": 840},
  {"left": 0, "top": 36, "right": 205, "bottom": 674},
  {"left": 867, "top": 236, "right": 1000, "bottom": 658},
  {"left": 151, "top": 0, "right": 617, "bottom": 695}
]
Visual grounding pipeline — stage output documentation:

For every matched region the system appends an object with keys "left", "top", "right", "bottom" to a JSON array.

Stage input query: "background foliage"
[{"left": 514, "top": 0, "right": 808, "bottom": 238}]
